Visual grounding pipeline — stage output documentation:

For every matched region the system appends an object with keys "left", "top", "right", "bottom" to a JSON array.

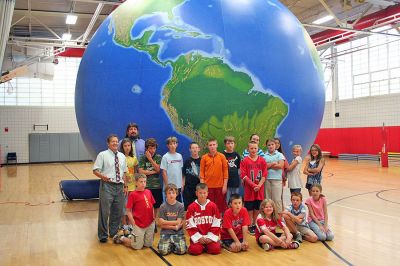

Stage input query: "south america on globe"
[{"left": 75, "top": 0, "right": 325, "bottom": 160}]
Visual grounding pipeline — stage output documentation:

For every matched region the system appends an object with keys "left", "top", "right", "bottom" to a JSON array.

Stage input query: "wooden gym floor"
[{"left": 0, "top": 159, "right": 399, "bottom": 266}]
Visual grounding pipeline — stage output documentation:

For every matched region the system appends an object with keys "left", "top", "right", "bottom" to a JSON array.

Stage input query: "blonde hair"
[
  {"left": 224, "top": 136, "right": 235, "bottom": 144},
  {"left": 292, "top": 144, "right": 302, "bottom": 151},
  {"left": 166, "top": 136, "right": 178, "bottom": 145},
  {"left": 134, "top": 173, "right": 147, "bottom": 181},
  {"left": 259, "top": 199, "right": 279, "bottom": 222}
]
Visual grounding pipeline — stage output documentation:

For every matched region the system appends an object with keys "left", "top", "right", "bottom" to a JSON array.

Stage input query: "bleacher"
[
  {"left": 338, "top": 153, "right": 380, "bottom": 162},
  {"left": 338, "top": 152, "right": 400, "bottom": 166},
  {"left": 388, "top": 152, "right": 400, "bottom": 165}
]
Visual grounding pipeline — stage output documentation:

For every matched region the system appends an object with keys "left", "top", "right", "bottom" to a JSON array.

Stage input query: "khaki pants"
[
  {"left": 130, "top": 222, "right": 155, "bottom": 249},
  {"left": 265, "top": 179, "right": 283, "bottom": 212}
]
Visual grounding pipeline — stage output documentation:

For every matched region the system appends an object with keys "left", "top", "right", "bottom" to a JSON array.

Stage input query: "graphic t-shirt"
[
  {"left": 222, "top": 151, "right": 241, "bottom": 188},
  {"left": 182, "top": 157, "right": 201, "bottom": 188},
  {"left": 126, "top": 155, "right": 139, "bottom": 191},
  {"left": 160, "top": 152, "right": 184, "bottom": 188},
  {"left": 126, "top": 189, "right": 155, "bottom": 228},
  {"left": 139, "top": 154, "right": 162, "bottom": 189},
  {"left": 221, "top": 207, "right": 251, "bottom": 240},
  {"left": 159, "top": 201, "right": 185, "bottom": 235},
  {"left": 240, "top": 156, "right": 267, "bottom": 201}
]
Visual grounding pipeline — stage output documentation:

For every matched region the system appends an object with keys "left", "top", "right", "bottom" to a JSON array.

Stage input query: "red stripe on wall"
[{"left": 314, "top": 126, "right": 400, "bottom": 156}]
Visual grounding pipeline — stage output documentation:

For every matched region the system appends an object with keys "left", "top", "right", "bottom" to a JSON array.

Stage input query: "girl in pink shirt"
[{"left": 305, "top": 184, "right": 334, "bottom": 241}]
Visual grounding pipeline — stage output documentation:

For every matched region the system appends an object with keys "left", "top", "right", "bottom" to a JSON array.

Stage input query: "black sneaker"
[
  {"left": 295, "top": 232, "right": 303, "bottom": 243},
  {"left": 249, "top": 225, "right": 256, "bottom": 235},
  {"left": 99, "top": 238, "right": 107, "bottom": 243}
]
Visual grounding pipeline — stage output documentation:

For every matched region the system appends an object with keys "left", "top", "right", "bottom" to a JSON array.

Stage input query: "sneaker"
[
  {"left": 248, "top": 225, "right": 255, "bottom": 235},
  {"left": 123, "top": 229, "right": 130, "bottom": 237},
  {"left": 262, "top": 243, "right": 273, "bottom": 251},
  {"left": 288, "top": 241, "right": 300, "bottom": 249},
  {"left": 128, "top": 234, "right": 137, "bottom": 243},
  {"left": 113, "top": 234, "right": 122, "bottom": 244},
  {"left": 295, "top": 232, "right": 303, "bottom": 243},
  {"left": 99, "top": 238, "right": 107, "bottom": 243}
]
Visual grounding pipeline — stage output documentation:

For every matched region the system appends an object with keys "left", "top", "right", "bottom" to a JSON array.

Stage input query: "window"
[
  {"left": 0, "top": 57, "right": 80, "bottom": 106},
  {"left": 334, "top": 25, "right": 400, "bottom": 99},
  {"left": 320, "top": 47, "right": 333, "bottom": 102}
]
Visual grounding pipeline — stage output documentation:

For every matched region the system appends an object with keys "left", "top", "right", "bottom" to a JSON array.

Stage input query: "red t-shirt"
[
  {"left": 126, "top": 189, "right": 155, "bottom": 228},
  {"left": 240, "top": 156, "right": 267, "bottom": 201},
  {"left": 255, "top": 213, "right": 285, "bottom": 240},
  {"left": 221, "top": 207, "right": 251, "bottom": 240}
]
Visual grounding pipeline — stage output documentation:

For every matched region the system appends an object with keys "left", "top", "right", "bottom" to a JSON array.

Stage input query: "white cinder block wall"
[
  {"left": 1, "top": 94, "right": 399, "bottom": 164},
  {"left": 0, "top": 106, "right": 79, "bottom": 163},
  {"left": 321, "top": 93, "right": 400, "bottom": 129}
]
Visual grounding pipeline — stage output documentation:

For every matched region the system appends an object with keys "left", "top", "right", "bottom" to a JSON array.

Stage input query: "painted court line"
[
  {"left": 332, "top": 204, "right": 400, "bottom": 220},
  {"left": 322, "top": 241, "right": 353, "bottom": 266}
]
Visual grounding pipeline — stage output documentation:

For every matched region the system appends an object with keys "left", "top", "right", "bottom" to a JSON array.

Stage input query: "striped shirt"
[{"left": 242, "top": 148, "right": 265, "bottom": 159}]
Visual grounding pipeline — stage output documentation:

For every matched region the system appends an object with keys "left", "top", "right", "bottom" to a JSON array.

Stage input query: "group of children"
[{"left": 110, "top": 133, "right": 333, "bottom": 256}]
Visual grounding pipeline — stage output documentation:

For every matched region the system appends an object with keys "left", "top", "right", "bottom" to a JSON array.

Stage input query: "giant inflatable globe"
[{"left": 76, "top": 0, "right": 325, "bottom": 160}]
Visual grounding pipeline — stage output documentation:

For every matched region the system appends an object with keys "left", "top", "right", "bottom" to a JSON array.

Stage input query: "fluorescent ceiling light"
[
  {"left": 66, "top": 14, "right": 78, "bottom": 25},
  {"left": 62, "top": 33, "right": 72, "bottom": 40},
  {"left": 312, "top": 15, "right": 334, "bottom": 25}
]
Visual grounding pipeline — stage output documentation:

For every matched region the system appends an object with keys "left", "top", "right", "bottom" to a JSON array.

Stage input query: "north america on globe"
[
  {"left": 75, "top": 0, "right": 325, "bottom": 160},
  {"left": 110, "top": 0, "right": 288, "bottom": 153}
]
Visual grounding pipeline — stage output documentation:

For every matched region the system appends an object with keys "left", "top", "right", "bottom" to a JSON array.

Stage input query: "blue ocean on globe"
[{"left": 75, "top": 0, "right": 325, "bottom": 160}]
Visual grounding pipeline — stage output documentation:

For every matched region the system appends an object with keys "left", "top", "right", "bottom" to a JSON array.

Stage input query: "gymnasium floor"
[{"left": 0, "top": 159, "right": 399, "bottom": 266}]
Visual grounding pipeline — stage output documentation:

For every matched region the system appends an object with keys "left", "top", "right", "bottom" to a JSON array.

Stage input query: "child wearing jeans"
[
  {"left": 282, "top": 192, "right": 318, "bottom": 243},
  {"left": 306, "top": 184, "right": 334, "bottom": 241}
]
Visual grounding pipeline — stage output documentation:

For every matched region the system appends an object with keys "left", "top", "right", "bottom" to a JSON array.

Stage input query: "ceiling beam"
[
  {"left": 304, "top": 23, "right": 400, "bottom": 37},
  {"left": 80, "top": 3, "right": 104, "bottom": 45},
  {"left": 13, "top": 9, "right": 108, "bottom": 20},
  {"left": 316, "top": 0, "right": 343, "bottom": 27},
  {"left": 71, "top": 0, "right": 121, "bottom": 4}
]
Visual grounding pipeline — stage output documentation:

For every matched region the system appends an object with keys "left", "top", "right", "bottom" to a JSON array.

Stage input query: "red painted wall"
[{"left": 314, "top": 126, "right": 400, "bottom": 156}]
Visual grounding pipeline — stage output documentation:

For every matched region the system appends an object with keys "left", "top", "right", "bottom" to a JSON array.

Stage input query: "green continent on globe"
[
  {"left": 111, "top": 0, "right": 185, "bottom": 46},
  {"left": 162, "top": 53, "right": 288, "bottom": 153},
  {"left": 302, "top": 27, "right": 324, "bottom": 80},
  {"left": 110, "top": 1, "right": 289, "bottom": 153}
]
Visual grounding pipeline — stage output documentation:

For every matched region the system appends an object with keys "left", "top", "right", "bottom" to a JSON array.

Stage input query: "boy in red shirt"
[
  {"left": 221, "top": 194, "right": 250, "bottom": 252},
  {"left": 240, "top": 141, "right": 267, "bottom": 235},
  {"left": 186, "top": 183, "right": 221, "bottom": 255},
  {"left": 113, "top": 173, "right": 155, "bottom": 249},
  {"left": 200, "top": 138, "right": 228, "bottom": 213}
]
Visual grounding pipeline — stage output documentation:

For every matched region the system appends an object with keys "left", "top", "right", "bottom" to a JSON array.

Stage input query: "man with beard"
[{"left": 120, "top": 123, "right": 145, "bottom": 160}]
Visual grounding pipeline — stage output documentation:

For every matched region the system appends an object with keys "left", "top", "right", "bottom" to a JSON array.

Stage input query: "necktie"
[
  {"left": 131, "top": 140, "right": 137, "bottom": 158},
  {"left": 115, "top": 152, "right": 120, "bottom": 183}
]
